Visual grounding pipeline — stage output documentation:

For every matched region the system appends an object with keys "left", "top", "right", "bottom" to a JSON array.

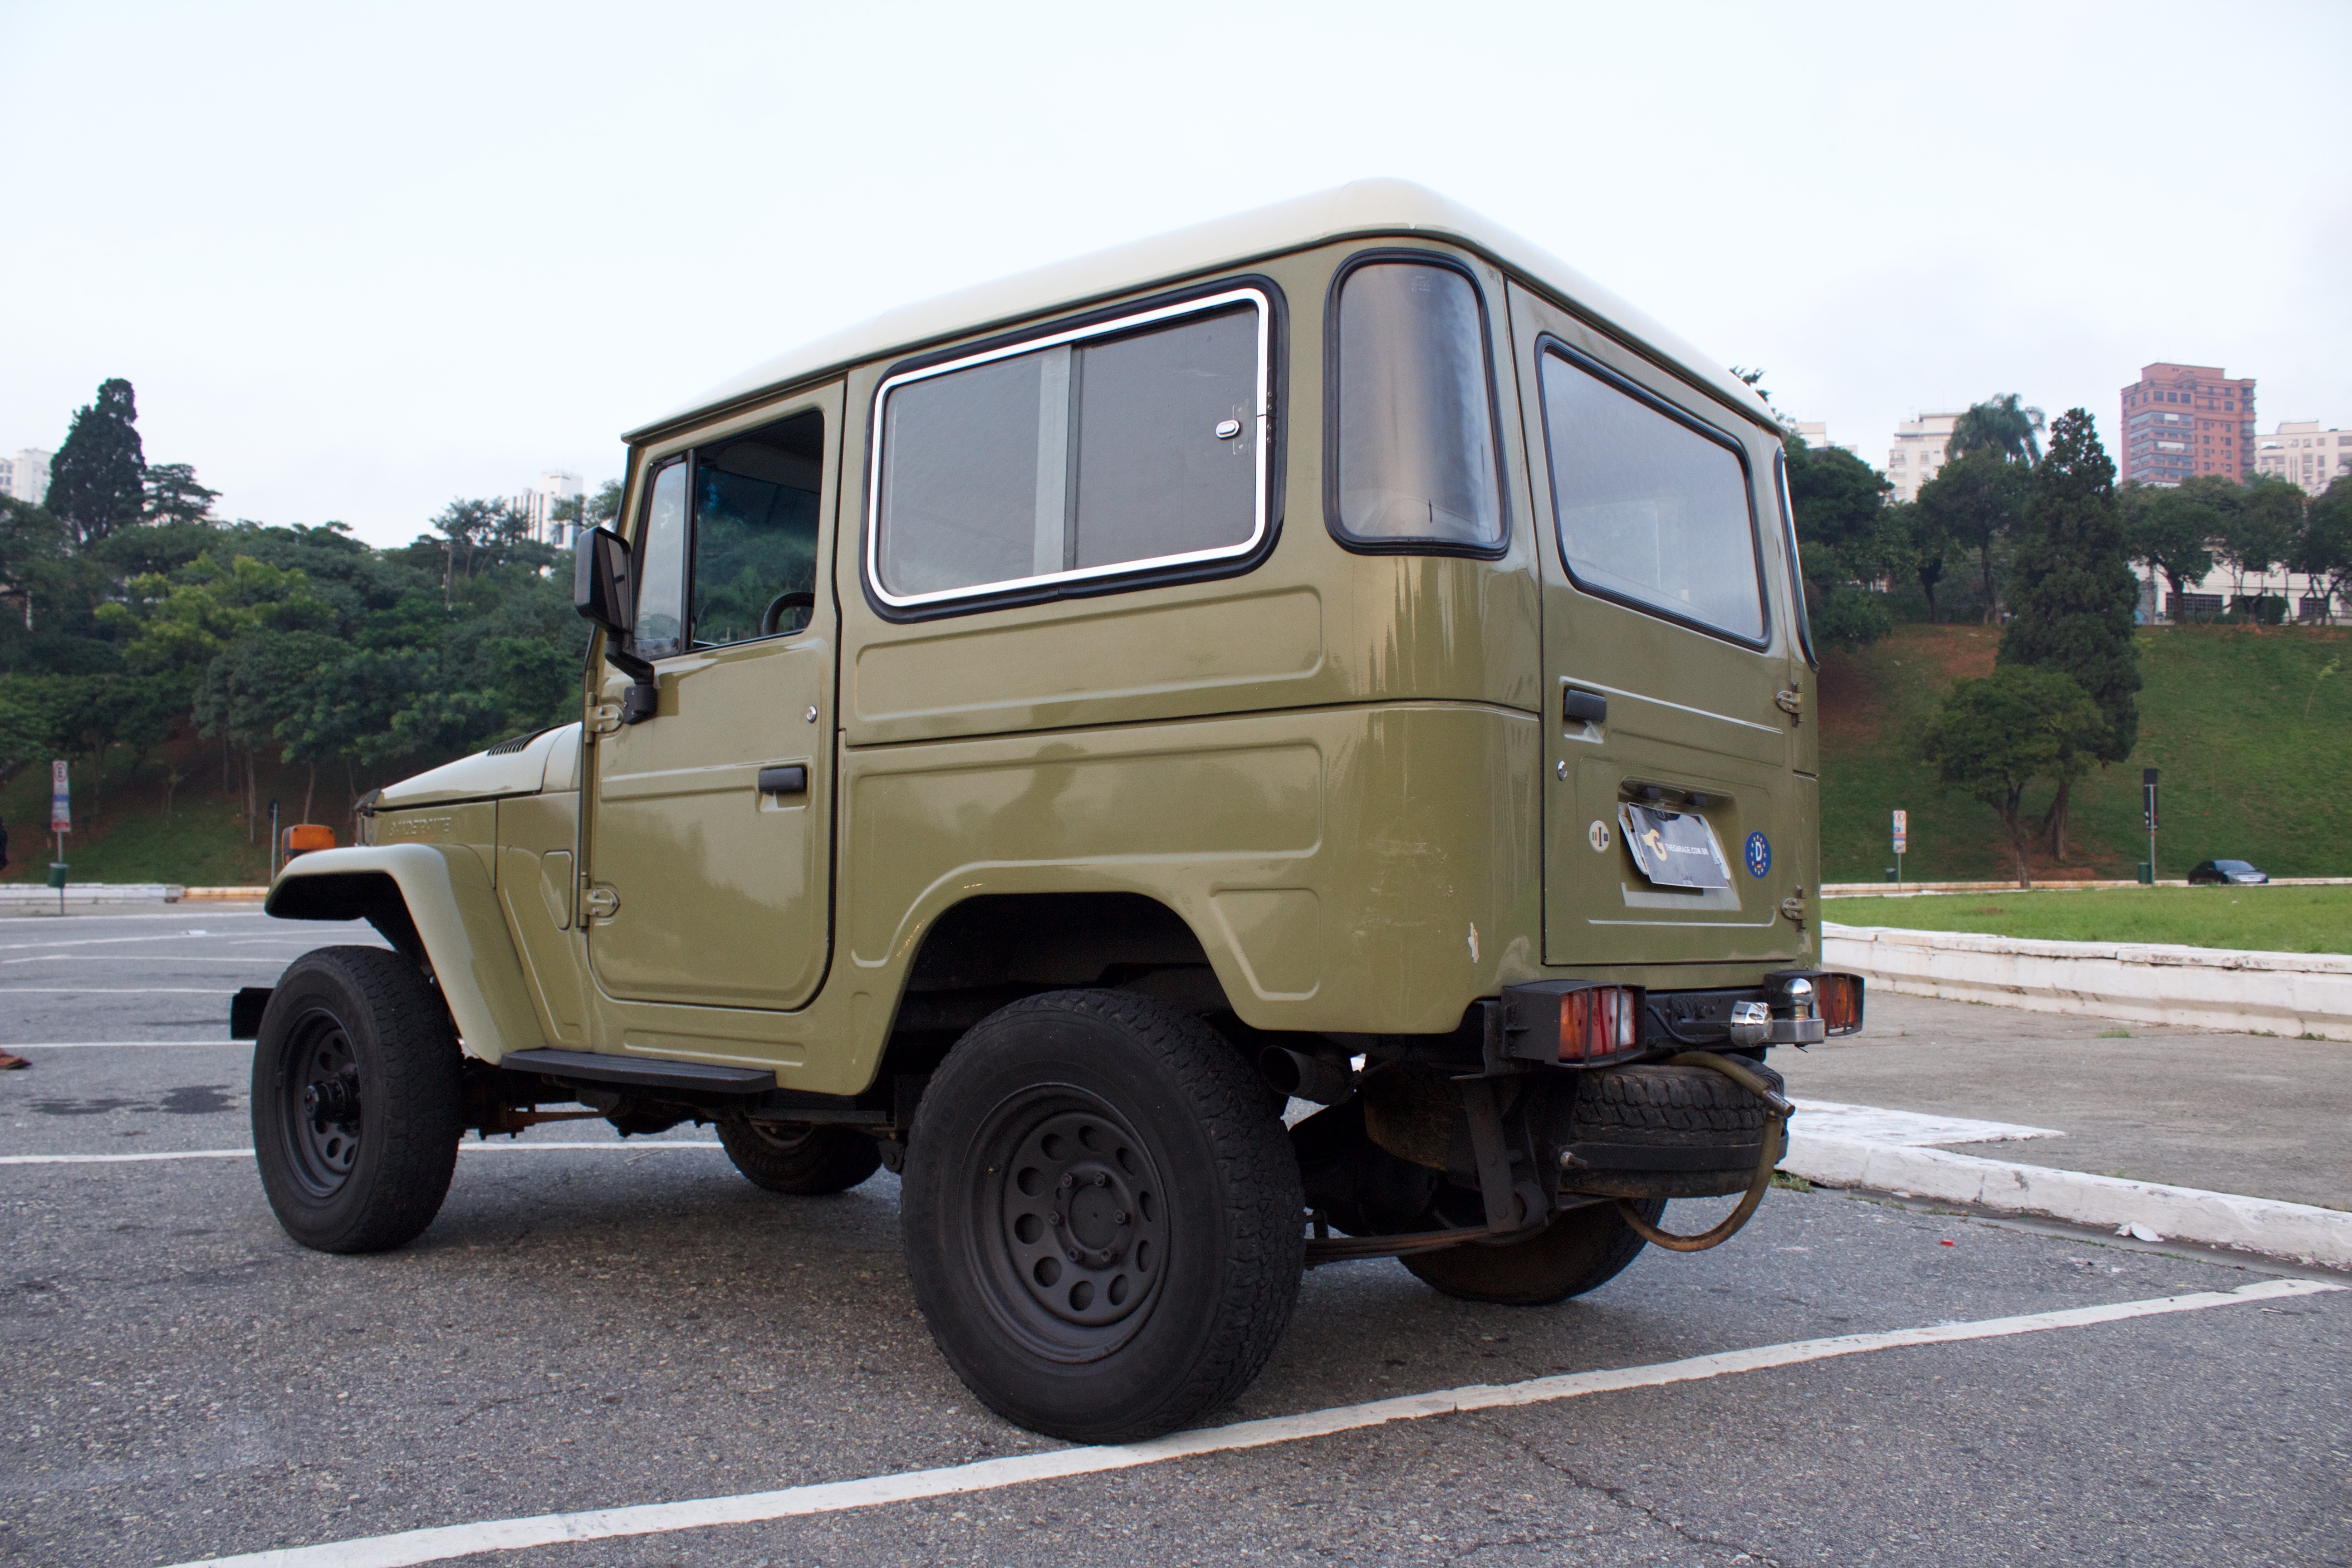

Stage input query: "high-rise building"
[
  {"left": 2119, "top": 363, "right": 2254, "bottom": 488},
  {"left": 2251, "top": 421, "right": 2349, "bottom": 498},
  {"left": 1792, "top": 421, "right": 1856, "bottom": 457},
  {"left": 1884, "top": 412, "right": 1962, "bottom": 504},
  {"left": 510, "top": 470, "right": 585, "bottom": 546},
  {"left": 0, "top": 448, "right": 52, "bottom": 506}
]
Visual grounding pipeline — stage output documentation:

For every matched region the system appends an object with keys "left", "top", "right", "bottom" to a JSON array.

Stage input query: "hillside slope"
[{"left": 1818, "top": 623, "right": 2352, "bottom": 883}]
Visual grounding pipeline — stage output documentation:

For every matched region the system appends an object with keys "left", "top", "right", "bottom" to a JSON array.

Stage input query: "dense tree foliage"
[
  {"left": 1915, "top": 448, "right": 2032, "bottom": 624},
  {"left": 1921, "top": 664, "right": 2105, "bottom": 888},
  {"left": 46, "top": 379, "right": 149, "bottom": 549},
  {"left": 1997, "top": 409, "right": 2141, "bottom": 856},
  {"left": 1947, "top": 393, "right": 2044, "bottom": 466},
  {"left": 1782, "top": 433, "right": 1900, "bottom": 649},
  {"left": 0, "top": 490, "right": 585, "bottom": 833}
]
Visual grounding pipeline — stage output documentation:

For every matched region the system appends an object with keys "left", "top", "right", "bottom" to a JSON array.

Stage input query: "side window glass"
[
  {"left": 872, "top": 291, "right": 1267, "bottom": 607},
  {"left": 692, "top": 410, "right": 825, "bottom": 647},
  {"left": 633, "top": 460, "right": 689, "bottom": 659},
  {"left": 1538, "top": 348, "right": 1765, "bottom": 643},
  {"left": 1331, "top": 259, "right": 1505, "bottom": 551}
]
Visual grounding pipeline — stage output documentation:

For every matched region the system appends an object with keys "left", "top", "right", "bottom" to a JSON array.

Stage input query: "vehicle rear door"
[{"left": 1505, "top": 284, "right": 1805, "bottom": 969}]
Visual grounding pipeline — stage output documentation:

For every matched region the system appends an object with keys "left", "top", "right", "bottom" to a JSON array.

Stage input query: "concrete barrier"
[
  {"left": 1824, "top": 922, "right": 2352, "bottom": 1041},
  {"left": 0, "top": 883, "right": 187, "bottom": 906},
  {"left": 1782, "top": 1132, "right": 2352, "bottom": 1270}
]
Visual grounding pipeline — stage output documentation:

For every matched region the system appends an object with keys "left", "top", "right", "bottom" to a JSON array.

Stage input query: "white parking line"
[
  {"left": 0, "top": 987, "right": 230, "bottom": 994},
  {"left": 0, "top": 1142, "right": 724, "bottom": 1165},
  {"left": 0, "top": 1040, "right": 237, "bottom": 1048},
  {"left": 161, "top": 1277, "right": 2341, "bottom": 1568}
]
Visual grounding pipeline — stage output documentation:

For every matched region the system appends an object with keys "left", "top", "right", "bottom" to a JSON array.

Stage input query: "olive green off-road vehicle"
[{"left": 243, "top": 180, "right": 1861, "bottom": 1442}]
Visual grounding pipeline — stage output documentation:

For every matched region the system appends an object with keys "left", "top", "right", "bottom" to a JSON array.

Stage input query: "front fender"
[{"left": 266, "top": 844, "right": 544, "bottom": 1062}]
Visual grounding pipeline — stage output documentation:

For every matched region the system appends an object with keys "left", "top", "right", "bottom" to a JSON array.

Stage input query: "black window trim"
[
  {"left": 1322, "top": 246, "right": 1512, "bottom": 560},
  {"left": 1775, "top": 447, "right": 1818, "bottom": 668},
  {"left": 862, "top": 276, "right": 1282, "bottom": 617},
  {"left": 1532, "top": 334, "right": 1774, "bottom": 652},
  {"left": 631, "top": 409, "right": 833, "bottom": 661}
]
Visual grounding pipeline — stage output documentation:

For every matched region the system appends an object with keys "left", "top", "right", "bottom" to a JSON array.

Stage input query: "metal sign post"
[
  {"left": 2142, "top": 769, "right": 2160, "bottom": 883},
  {"left": 49, "top": 760, "right": 69, "bottom": 916},
  {"left": 1891, "top": 808, "right": 1907, "bottom": 887},
  {"left": 268, "top": 799, "right": 282, "bottom": 884}
]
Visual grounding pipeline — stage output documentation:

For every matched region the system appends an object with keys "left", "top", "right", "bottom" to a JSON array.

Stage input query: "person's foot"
[{"left": 0, "top": 1050, "right": 28, "bottom": 1070}]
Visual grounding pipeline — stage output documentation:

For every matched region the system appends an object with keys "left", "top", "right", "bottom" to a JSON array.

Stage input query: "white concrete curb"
[
  {"left": 1782, "top": 1132, "right": 2352, "bottom": 1270},
  {"left": 0, "top": 882, "right": 188, "bottom": 906},
  {"left": 1824, "top": 922, "right": 2352, "bottom": 1040}
]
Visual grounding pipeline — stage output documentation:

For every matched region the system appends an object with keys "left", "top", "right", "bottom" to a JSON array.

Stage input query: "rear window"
[
  {"left": 1537, "top": 345, "right": 1765, "bottom": 643},
  {"left": 869, "top": 289, "right": 1269, "bottom": 608}
]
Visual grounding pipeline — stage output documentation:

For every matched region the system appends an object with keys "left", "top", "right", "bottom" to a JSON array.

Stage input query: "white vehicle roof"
[{"left": 626, "top": 178, "right": 1775, "bottom": 442}]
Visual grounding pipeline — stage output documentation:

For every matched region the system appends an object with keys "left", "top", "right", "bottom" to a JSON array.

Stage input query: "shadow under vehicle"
[{"left": 238, "top": 180, "right": 1861, "bottom": 1442}]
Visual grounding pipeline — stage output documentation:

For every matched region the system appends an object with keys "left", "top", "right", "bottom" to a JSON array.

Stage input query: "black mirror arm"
[{"left": 597, "top": 636, "right": 660, "bottom": 724}]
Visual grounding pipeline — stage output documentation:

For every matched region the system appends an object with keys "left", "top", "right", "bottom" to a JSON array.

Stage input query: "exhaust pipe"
[{"left": 1259, "top": 1046, "right": 1353, "bottom": 1106}]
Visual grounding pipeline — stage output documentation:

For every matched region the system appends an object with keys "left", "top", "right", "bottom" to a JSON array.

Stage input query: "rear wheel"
[
  {"left": 901, "top": 990, "right": 1303, "bottom": 1442},
  {"left": 718, "top": 1119, "right": 880, "bottom": 1195},
  {"left": 250, "top": 946, "right": 463, "bottom": 1254},
  {"left": 1402, "top": 1199, "right": 1664, "bottom": 1306}
]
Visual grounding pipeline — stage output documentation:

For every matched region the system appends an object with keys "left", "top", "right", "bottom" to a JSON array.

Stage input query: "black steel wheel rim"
[
  {"left": 279, "top": 1009, "right": 362, "bottom": 1200},
  {"left": 966, "top": 1086, "right": 1170, "bottom": 1362}
]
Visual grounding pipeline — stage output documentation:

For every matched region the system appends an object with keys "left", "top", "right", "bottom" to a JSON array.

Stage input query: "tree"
[
  {"left": 1915, "top": 448, "right": 2032, "bottom": 623},
  {"left": 2123, "top": 482, "right": 2219, "bottom": 615},
  {"left": 46, "top": 379, "right": 147, "bottom": 549},
  {"left": 2218, "top": 477, "right": 2305, "bottom": 610},
  {"left": 2297, "top": 477, "right": 2352, "bottom": 615},
  {"left": 1891, "top": 499, "right": 1951, "bottom": 622},
  {"left": 1782, "top": 435, "right": 1901, "bottom": 649},
  {"left": 1949, "top": 394, "right": 2045, "bottom": 466},
  {"left": 142, "top": 463, "right": 219, "bottom": 526},
  {"left": 550, "top": 479, "right": 623, "bottom": 532},
  {"left": 1921, "top": 665, "right": 2105, "bottom": 889},
  {"left": 1998, "top": 408, "right": 2142, "bottom": 858}
]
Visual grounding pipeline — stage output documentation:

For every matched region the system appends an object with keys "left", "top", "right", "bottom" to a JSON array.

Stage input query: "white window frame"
[{"left": 865, "top": 286, "right": 1273, "bottom": 610}]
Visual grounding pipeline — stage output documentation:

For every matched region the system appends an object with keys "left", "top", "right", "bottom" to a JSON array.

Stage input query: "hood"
[{"left": 372, "top": 723, "right": 583, "bottom": 809}]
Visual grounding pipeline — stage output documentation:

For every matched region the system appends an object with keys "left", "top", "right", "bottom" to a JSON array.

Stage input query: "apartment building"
[
  {"left": 0, "top": 448, "right": 52, "bottom": 506},
  {"left": 1885, "top": 412, "right": 1960, "bottom": 504},
  {"left": 2120, "top": 363, "right": 2254, "bottom": 487},
  {"left": 1792, "top": 420, "right": 1857, "bottom": 457},
  {"left": 2252, "top": 421, "right": 2349, "bottom": 498},
  {"left": 510, "top": 470, "right": 585, "bottom": 546}
]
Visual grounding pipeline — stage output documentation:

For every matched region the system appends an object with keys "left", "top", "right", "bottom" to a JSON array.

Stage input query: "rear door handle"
[
  {"left": 1563, "top": 687, "right": 1607, "bottom": 725},
  {"left": 757, "top": 764, "right": 808, "bottom": 797}
]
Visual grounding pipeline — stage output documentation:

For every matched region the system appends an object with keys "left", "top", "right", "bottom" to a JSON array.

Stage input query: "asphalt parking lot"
[{"left": 4, "top": 907, "right": 2347, "bottom": 1568}]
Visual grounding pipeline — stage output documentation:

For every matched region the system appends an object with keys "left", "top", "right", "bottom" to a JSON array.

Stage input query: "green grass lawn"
[
  {"left": 1823, "top": 883, "right": 2352, "bottom": 955},
  {"left": 1818, "top": 622, "right": 2352, "bottom": 884}
]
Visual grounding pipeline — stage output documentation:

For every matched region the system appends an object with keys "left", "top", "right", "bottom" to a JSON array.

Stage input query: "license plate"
[{"left": 1617, "top": 803, "right": 1732, "bottom": 890}]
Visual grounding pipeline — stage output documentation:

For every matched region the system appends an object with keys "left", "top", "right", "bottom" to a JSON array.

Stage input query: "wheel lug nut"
[
  {"left": 1048, "top": 1211, "right": 1062, "bottom": 1226},
  {"left": 1058, "top": 1174, "right": 1074, "bottom": 1189},
  {"left": 1065, "top": 1249, "right": 1080, "bottom": 1262},
  {"left": 1115, "top": 1211, "right": 1128, "bottom": 1225},
  {"left": 1094, "top": 1173, "right": 1108, "bottom": 1187}
]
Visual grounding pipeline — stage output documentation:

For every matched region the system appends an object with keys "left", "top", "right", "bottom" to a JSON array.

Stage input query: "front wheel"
[
  {"left": 250, "top": 946, "right": 463, "bottom": 1254},
  {"left": 901, "top": 990, "right": 1304, "bottom": 1442}
]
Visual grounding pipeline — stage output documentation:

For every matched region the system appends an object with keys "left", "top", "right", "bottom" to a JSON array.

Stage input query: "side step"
[{"left": 500, "top": 1048, "right": 776, "bottom": 1095}]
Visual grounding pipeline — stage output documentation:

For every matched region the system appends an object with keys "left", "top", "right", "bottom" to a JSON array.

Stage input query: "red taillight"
[
  {"left": 1559, "top": 985, "right": 1642, "bottom": 1062},
  {"left": 1818, "top": 972, "right": 1864, "bottom": 1035}
]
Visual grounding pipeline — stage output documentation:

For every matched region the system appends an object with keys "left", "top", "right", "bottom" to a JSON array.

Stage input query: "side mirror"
[
  {"left": 573, "top": 525, "right": 660, "bottom": 723},
  {"left": 573, "top": 526, "right": 634, "bottom": 635}
]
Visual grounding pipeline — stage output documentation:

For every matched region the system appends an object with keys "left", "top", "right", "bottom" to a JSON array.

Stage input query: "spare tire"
[{"left": 1558, "top": 1060, "right": 1784, "bottom": 1198}]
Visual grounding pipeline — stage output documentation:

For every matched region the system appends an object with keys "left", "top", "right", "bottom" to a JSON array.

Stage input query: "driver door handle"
[{"left": 757, "top": 765, "right": 808, "bottom": 797}]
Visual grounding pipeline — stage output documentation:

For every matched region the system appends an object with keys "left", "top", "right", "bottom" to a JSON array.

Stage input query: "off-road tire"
[
  {"left": 719, "top": 1119, "right": 881, "bottom": 1195},
  {"left": 901, "top": 989, "right": 1305, "bottom": 1442},
  {"left": 1569, "top": 1061, "right": 1784, "bottom": 1150},
  {"left": 1402, "top": 1198, "right": 1665, "bottom": 1305},
  {"left": 251, "top": 946, "right": 463, "bottom": 1254}
]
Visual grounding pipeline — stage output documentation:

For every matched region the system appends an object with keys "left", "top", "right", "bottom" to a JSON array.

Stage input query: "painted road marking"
[
  {"left": 0, "top": 1039, "right": 238, "bottom": 1048},
  {"left": 0, "top": 987, "right": 233, "bottom": 994},
  {"left": 160, "top": 1278, "right": 2342, "bottom": 1568},
  {"left": 1791, "top": 1099, "right": 2064, "bottom": 1147},
  {"left": 0, "top": 1142, "right": 725, "bottom": 1165}
]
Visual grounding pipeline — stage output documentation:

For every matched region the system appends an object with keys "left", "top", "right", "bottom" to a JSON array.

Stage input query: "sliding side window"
[
  {"left": 870, "top": 289, "right": 1269, "bottom": 608},
  {"left": 1537, "top": 346, "right": 1766, "bottom": 644}
]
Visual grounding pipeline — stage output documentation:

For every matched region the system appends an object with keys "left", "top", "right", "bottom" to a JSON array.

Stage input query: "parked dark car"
[{"left": 2189, "top": 859, "right": 2269, "bottom": 885}]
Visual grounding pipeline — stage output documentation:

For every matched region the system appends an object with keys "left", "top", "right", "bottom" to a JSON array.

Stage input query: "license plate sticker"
[{"left": 1617, "top": 803, "right": 1732, "bottom": 890}]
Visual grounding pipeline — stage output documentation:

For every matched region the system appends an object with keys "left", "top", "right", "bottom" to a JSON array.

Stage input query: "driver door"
[{"left": 585, "top": 385, "right": 842, "bottom": 1011}]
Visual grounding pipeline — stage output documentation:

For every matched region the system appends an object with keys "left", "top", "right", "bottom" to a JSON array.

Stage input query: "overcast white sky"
[{"left": 3, "top": 0, "right": 2346, "bottom": 547}]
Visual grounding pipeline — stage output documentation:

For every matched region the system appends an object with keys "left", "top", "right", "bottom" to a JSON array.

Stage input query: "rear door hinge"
[
  {"left": 589, "top": 703, "right": 623, "bottom": 735},
  {"left": 1774, "top": 687, "right": 1804, "bottom": 724},
  {"left": 1778, "top": 886, "right": 1808, "bottom": 928},
  {"left": 582, "top": 884, "right": 620, "bottom": 922}
]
